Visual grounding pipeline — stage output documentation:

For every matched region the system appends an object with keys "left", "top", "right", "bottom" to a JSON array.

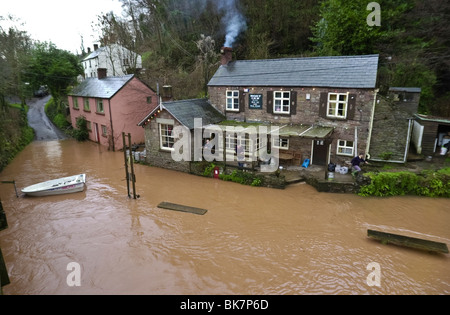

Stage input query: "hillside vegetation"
[{"left": 0, "top": 104, "right": 34, "bottom": 172}]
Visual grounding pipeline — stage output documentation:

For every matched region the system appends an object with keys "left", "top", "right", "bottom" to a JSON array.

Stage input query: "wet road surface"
[{"left": 27, "top": 96, "right": 67, "bottom": 141}]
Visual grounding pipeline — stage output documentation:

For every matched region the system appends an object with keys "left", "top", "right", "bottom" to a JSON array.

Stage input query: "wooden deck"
[
  {"left": 368, "top": 229, "right": 449, "bottom": 254},
  {"left": 157, "top": 202, "right": 208, "bottom": 215}
]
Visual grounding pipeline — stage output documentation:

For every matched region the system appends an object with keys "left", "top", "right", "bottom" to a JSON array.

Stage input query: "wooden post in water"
[
  {"left": 128, "top": 133, "right": 137, "bottom": 199},
  {"left": 122, "top": 132, "right": 131, "bottom": 198},
  {"left": 122, "top": 132, "right": 138, "bottom": 199}
]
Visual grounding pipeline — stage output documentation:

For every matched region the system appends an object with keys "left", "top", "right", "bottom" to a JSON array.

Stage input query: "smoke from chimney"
[{"left": 217, "top": 0, "right": 247, "bottom": 48}]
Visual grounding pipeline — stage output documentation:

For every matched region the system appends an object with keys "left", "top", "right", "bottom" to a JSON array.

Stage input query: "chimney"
[
  {"left": 220, "top": 47, "right": 233, "bottom": 66},
  {"left": 94, "top": 44, "right": 99, "bottom": 51},
  {"left": 162, "top": 85, "right": 173, "bottom": 102},
  {"left": 87, "top": 47, "right": 91, "bottom": 54},
  {"left": 97, "top": 68, "right": 107, "bottom": 79}
]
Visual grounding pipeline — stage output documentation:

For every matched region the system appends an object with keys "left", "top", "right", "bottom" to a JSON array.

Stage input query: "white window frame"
[
  {"left": 337, "top": 139, "right": 354, "bottom": 156},
  {"left": 96, "top": 99, "right": 104, "bottom": 113},
  {"left": 273, "top": 137, "right": 289, "bottom": 150},
  {"left": 327, "top": 93, "right": 348, "bottom": 119},
  {"left": 274, "top": 91, "right": 291, "bottom": 114},
  {"left": 101, "top": 125, "right": 108, "bottom": 137},
  {"left": 159, "top": 124, "right": 175, "bottom": 151},
  {"left": 225, "top": 134, "right": 259, "bottom": 158},
  {"left": 83, "top": 98, "right": 90, "bottom": 111},
  {"left": 226, "top": 90, "right": 240, "bottom": 112},
  {"left": 73, "top": 97, "right": 79, "bottom": 109}
]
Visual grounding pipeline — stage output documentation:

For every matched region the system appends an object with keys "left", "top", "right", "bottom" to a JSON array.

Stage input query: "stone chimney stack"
[
  {"left": 220, "top": 47, "right": 233, "bottom": 66},
  {"left": 97, "top": 68, "right": 107, "bottom": 79},
  {"left": 162, "top": 85, "right": 173, "bottom": 102},
  {"left": 94, "top": 44, "right": 99, "bottom": 51}
]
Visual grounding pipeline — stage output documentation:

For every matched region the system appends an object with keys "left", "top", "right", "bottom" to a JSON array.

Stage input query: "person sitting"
[{"left": 351, "top": 153, "right": 369, "bottom": 177}]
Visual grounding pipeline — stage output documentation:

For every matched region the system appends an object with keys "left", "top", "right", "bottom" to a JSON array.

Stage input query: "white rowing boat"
[{"left": 21, "top": 174, "right": 86, "bottom": 197}]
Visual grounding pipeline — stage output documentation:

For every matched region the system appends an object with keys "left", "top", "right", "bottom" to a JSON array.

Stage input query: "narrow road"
[{"left": 27, "top": 96, "right": 67, "bottom": 141}]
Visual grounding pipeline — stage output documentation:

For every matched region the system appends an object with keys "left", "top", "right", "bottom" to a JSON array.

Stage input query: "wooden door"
[{"left": 313, "top": 139, "right": 328, "bottom": 165}]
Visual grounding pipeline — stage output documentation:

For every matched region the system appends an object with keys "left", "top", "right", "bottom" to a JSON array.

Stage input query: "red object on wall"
[{"left": 213, "top": 167, "right": 220, "bottom": 179}]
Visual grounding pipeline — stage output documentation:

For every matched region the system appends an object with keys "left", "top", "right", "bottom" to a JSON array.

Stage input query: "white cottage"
[{"left": 82, "top": 44, "right": 142, "bottom": 79}]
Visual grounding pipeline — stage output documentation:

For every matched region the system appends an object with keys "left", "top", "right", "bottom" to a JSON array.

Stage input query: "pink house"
[{"left": 68, "top": 73, "right": 157, "bottom": 151}]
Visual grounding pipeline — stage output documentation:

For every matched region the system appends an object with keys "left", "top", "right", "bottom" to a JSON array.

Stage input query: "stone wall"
[{"left": 369, "top": 91, "right": 420, "bottom": 161}]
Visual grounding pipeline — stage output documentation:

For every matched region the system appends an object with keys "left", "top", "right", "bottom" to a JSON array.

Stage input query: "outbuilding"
[{"left": 412, "top": 114, "right": 450, "bottom": 156}]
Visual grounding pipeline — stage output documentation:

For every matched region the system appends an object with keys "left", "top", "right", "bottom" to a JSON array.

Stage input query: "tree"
[
  {"left": 0, "top": 16, "right": 33, "bottom": 108},
  {"left": 25, "top": 42, "right": 83, "bottom": 107},
  {"left": 196, "top": 34, "right": 219, "bottom": 96}
]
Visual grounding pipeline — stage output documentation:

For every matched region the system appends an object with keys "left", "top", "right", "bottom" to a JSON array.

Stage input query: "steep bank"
[{"left": 0, "top": 103, "right": 34, "bottom": 173}]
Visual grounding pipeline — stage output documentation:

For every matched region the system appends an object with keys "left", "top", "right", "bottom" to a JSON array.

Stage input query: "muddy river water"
[{"left": 0, "top": 139, "right": 449, "bottom": 295}]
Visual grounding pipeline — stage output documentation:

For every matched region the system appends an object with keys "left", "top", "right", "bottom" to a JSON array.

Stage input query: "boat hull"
[{"left": 22, "top": 174, "right": 86, "bottom": 197}]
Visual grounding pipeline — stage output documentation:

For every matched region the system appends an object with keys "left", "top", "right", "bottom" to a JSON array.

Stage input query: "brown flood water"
[{"left": 0, "top": 139, "right": 449, "bottom": 295}]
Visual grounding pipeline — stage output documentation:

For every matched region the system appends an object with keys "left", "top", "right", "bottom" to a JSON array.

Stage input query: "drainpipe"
[
  {"left": 108, "top": 99, "right": 115, "bottom": 152},
  {"left": 403, "top": 119, "right": 413, "bottom": 162},
  {"left": 366, "top": 88, "right": 379, "bottom": 158}
]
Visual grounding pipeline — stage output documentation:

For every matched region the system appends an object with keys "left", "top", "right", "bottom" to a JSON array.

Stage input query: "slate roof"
[
  {"left": 83, "top": 47, "right": 106, "bottom": 60},
  {"left": 139, "top": 99, "right": 225, "bottom": 129},
  {"left": 69, "top": 74, "right": 134, "bottom": 99},
  {"left": 208, "top": 54, "right": 379, "bottom": 89},
  {"left": 389, "top": 87, "right": 422, "bottom": 93}
]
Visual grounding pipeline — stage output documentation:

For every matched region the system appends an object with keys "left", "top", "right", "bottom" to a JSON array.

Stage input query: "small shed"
[{"left": 412, "top": 114, "right": 450, "bottom": 155}]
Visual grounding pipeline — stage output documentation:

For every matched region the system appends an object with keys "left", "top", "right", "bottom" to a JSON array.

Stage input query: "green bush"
[
  {"left": 45, "top": 97, "right": 70, "bottom": 130},
  {"left": 219, "top": 170, "right": 263, "bottom": 187},
  {"left": 359, "top": 168, "right": 450, "bottom": 197},
  {"left": 203, "top": 163, "right": 216, "bottom": 177},
  {"left": 44, "top": 97, "right": 57, "bottom": 120},
  {"left": 0, "top": 105, "right": 34, "bottom": 172},
  {"left": 200, "top": 162, "right": 263, "bottom": 187},
  {"left": 72, "top": 116, "right": 89, "bottom": 141},
  {"left": 53, "top": 113, "right": 70, "bottom": 129}
]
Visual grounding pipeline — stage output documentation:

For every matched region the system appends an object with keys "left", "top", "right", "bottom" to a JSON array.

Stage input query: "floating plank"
[
  {"left": 368, "top": 229, "right": 449, "bottom": 254},
  {"left": 157, "top": 202, "right": 207, "bottom": 215}
]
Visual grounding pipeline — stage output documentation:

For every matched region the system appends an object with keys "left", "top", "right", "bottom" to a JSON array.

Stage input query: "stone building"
[
  {"left": 369, "top": 87, "right": 421, "bottom": 162},
  {"left": 139, "top": 49, "right": 423, "bottom": 173},
  {"left": 207, "top": 49, "right": 380, "bottom": 167},
  {"left": 138, "top": 99, "right": 224, "bottom": 172}
]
